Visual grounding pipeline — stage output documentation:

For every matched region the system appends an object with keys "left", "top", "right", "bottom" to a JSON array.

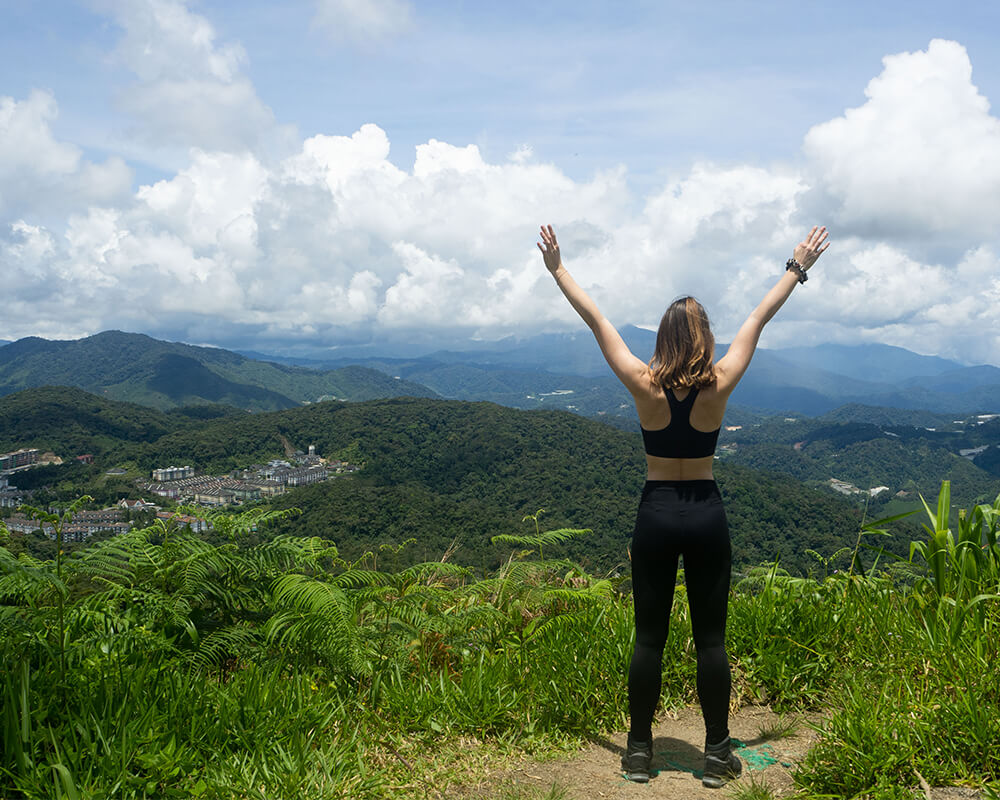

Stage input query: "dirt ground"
[
  {"left": 497, "top": 705, "right": 815, "bottom": 799},
  {"left": 456, "top": 705, "right": 984, "bottom": 800}
]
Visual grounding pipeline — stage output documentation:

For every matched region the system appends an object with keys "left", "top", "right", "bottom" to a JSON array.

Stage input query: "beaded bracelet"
[{"left": 785, "top": 258, "right": 808, "bottom": 284}]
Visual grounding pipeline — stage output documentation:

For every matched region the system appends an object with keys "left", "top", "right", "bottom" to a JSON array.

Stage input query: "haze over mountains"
[
  {"left": 0, "top": 328, "right": 997, "bottom": 417},
  {"left": 240, "top": 327, "right": 1000, "bottom": 417}
]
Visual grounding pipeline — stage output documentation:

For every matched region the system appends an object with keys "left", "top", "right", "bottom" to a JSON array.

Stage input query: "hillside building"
[
  {"left": 4, "top": 509, "right": 131, "bottom": 542},
  {"left": 282, "top": 465, "right": 329, "bottom": 487},
  {"left": 250, "top": 480, "right": 285, "bottom": 497},
  {"left": 228, "top": 483, "right": 262, "bottom": 502},
  {"left": 0, "top": 448, "right": 40, "bottom": 472},
  {"left": 0, "top": 475, "right": 28, "bottom": 508},
  {"left": 152, "top": 466, "right": 195, "bottom": 482},
  {"left": 147, "top": 482, "right": 182, "bottom": 499},
  {"left": 118, "top": 498, "right": 159, "bottom": 513},
  {"left": 156, "top": 511, "right": 211, "bottom": 533},
  {"left": 194, "top": 488, "right": 237, "bottom": 507}
]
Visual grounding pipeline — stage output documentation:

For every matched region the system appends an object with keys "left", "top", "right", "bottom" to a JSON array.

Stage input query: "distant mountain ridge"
[
  {"left": 258, "top": 329, "right": 1000, "bottom": 417},
  {"left": 774, "top": 343, "right": 964, "bottom": 382},
  {"left": 0, "top": 331, "right": 437, "bottom": 411},
  {"left": 7, "top": 328, "right": 999, "bottom": 417}
]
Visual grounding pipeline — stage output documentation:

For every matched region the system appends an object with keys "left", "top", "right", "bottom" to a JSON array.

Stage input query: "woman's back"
[{"left": 633, "top": 378, "right": 728, "bottom": 481}]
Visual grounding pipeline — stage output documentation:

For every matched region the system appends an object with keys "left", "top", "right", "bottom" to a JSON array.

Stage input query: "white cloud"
[
  {"left": 804, "top": 39, "right": 1000, "bottom": 239},
  {"left": 4, "top": 35, "right": 1000, "bottom": 366},
  {"left": 752, "top": 241, "right": 1000, "bottom": 365},
  {"left": 105, "top": 0, "right": 245, "bottom": 82},
  {"left": 313, "top": 0, "right": 413, "bottom": 43},
  {"left": 102, "top": 0, "right": 285, "bottom": 153},
  {"left": 808, "top": 243, "right": 950, "bottom": 325},
  {"left": 0, "top": 91, "right": 79, "bottom": 178},
  {"left": 0, "top": 91, "right": 133, "bottom": 220},
  {"left": 379, "top": 243, "right": 467, "bottom": 327},
  {"left": 137, "top": 150, "right": 268, "bottom": 250},
  {"left": 6, "top": 222, "right": 56, "bottom": 280}
]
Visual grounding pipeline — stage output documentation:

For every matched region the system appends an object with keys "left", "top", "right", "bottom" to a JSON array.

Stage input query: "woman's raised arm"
[
  {"left": 538, "top": 224, "right": 650, "bottom": 395},
  {"left": 715, "top": 226, "right": 830, "bottom": 394}
]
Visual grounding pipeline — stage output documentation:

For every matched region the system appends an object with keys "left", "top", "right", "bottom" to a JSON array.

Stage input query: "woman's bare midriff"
[{"left": 645, "top": 453, "right": 715, "bottom": 482}]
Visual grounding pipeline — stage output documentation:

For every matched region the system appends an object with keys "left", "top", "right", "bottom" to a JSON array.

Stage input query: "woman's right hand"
[
  {"left": 537, "top": 224, "right": 563, "bottom": 274},
  {"left": 793, "top": 226, "right": 830, "bottom": 270}
]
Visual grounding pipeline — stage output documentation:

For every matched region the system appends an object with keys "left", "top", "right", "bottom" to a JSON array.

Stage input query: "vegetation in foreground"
[{"left": 1, "top": 483, "right": 999, "bottom": 799}]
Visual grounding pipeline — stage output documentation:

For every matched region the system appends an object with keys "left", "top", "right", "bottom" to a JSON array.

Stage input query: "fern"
[
  {"left": 266, "top": 573, "right": 370, "bottom": 675},
  {"left": 188, "top": 624, "right": 259, "bottom": 672},
  {"left": 490, "top": 527, "right": 592, "bottom": 560},
  {"left": 209, "top": 506, "right": 303, "bottom": 542},
  {"left": 395, "top": 561, "right": 472, "bottom": 587},
  {"left": 332, "top": 569, "right": 392, "bottom": 590}
]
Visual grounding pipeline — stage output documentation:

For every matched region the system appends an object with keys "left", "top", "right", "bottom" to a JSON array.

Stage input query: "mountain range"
[
  {"left": 0, "top": 331, "right": 435, "bottom": 411},
  {"left": 255, "top": 328, "right": 1000, "bottom": 416},
  {"left": 2, "top": 329, "right": 998, "bottom": 418}
]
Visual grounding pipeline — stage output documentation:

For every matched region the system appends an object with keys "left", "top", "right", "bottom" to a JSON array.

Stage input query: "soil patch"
[
  {"left": 452, "top": 705, "right": 816, "bottom": 799},
  {"left": 449, "top": 706, "right": 985, "bottom": 800}
]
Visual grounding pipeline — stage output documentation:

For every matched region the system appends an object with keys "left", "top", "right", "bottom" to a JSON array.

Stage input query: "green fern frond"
[
  {"left": 189, "top": 625, "right": 259, "bottom": 672},
  {"left": 332, "top": 569, "right": 392, "bottom": 589},
  {"left": 377, "top": 601, "right": 445, "bottom": 636},
  {"left": 491, "top": 527, "right": 592, "bottom": 550},
  {"left": 269, "top": 574, "right": 355, "bottom": 643},
  {"left": 17, "top": 503, "right": 60, "bottom": 526},
  {"left": 397, "top": 562, "right": 472, "bottom": 586},
  {"left": 542, "top": 579, "right": 613, "bottom": 604}
]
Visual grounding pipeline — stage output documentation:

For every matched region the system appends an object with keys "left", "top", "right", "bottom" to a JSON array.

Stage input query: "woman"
[{"left": 537, "top": 223, "right": 829, "bottom": 788}]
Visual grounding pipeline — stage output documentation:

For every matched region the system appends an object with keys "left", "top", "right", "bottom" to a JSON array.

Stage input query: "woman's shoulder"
[
  {"left": 680, "top": 377, "right": 723, "bottom": 408},
  {"left": 637, "top": 375, "right": 667, "bottom": 400}
]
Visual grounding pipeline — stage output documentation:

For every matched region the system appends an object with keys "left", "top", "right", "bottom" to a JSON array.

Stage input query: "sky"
[{"left": 3, "top": 0, "right": 1000, "bottom": 363}]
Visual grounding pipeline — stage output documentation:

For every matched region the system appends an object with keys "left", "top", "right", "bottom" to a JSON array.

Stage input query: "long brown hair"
[{"left": 649, "top": 296, "right": 716, "bottom": 389}]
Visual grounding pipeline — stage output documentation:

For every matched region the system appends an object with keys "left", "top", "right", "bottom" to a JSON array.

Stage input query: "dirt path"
[
  {"left": 456, "top": 705, "right": 984, "bottom": 800},
  {"left": 496, "top": 705, "right": 817, "bottom": 799}
]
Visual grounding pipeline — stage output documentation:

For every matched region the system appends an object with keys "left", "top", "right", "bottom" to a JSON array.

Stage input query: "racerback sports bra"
[{"left": 640, "top": 387, "right": 721, "bottom": 459}]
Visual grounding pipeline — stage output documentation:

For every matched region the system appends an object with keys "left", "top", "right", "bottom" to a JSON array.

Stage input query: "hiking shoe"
[
  {"left": 702, "top": 737, "right": 742, "bottom": 788},
  {"left": 620, "top": 734, "right": 653, "bottom": 783}
]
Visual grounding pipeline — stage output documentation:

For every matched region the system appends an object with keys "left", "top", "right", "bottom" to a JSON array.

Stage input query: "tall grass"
[
  {"left": 795, "top": 481, "right": 1000, "bottom": 796},
  {"left": 2, "top": 483, "right": 999, "bottom": 798},
  {"left": 0, "top": 512, "right": 630, "bottom": 798}
]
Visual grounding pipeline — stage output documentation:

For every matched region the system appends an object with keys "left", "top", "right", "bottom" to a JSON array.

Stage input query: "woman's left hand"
[
  {"left": 793, "top": 226, "right": 830, "bottom": 270},
  {"left": 537, "top": 224, "right": 562, "bottom": 274}
]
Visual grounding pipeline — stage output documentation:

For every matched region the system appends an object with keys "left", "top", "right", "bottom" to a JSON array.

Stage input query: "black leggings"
[{"left": 628, "top": 480, "right": 732, "bottom": 746}]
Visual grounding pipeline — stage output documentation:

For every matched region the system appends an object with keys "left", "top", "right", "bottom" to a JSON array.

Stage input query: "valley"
[{"left": 2, "top": 329, "right": 999, "bottom": 573}]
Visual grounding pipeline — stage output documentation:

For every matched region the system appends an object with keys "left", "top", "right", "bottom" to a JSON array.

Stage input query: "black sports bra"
[{"left": 640, "top": 387, "right": 721, "bottom": 459}]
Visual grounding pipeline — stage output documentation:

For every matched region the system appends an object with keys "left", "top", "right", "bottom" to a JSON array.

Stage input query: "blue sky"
[{"left": 3, "top": 1, "right": 1000, "bottom": 363}]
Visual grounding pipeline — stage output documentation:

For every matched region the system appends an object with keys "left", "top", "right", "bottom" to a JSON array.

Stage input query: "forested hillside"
[
  {"left": 0, "top": 386, "right": 194, "bottom": 455},
  {"left": 719, "top": 413, "right": 1000, "bottom": 511},
  {"left": 0, "top": 389, "right": 903, "bottom": 575}
]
